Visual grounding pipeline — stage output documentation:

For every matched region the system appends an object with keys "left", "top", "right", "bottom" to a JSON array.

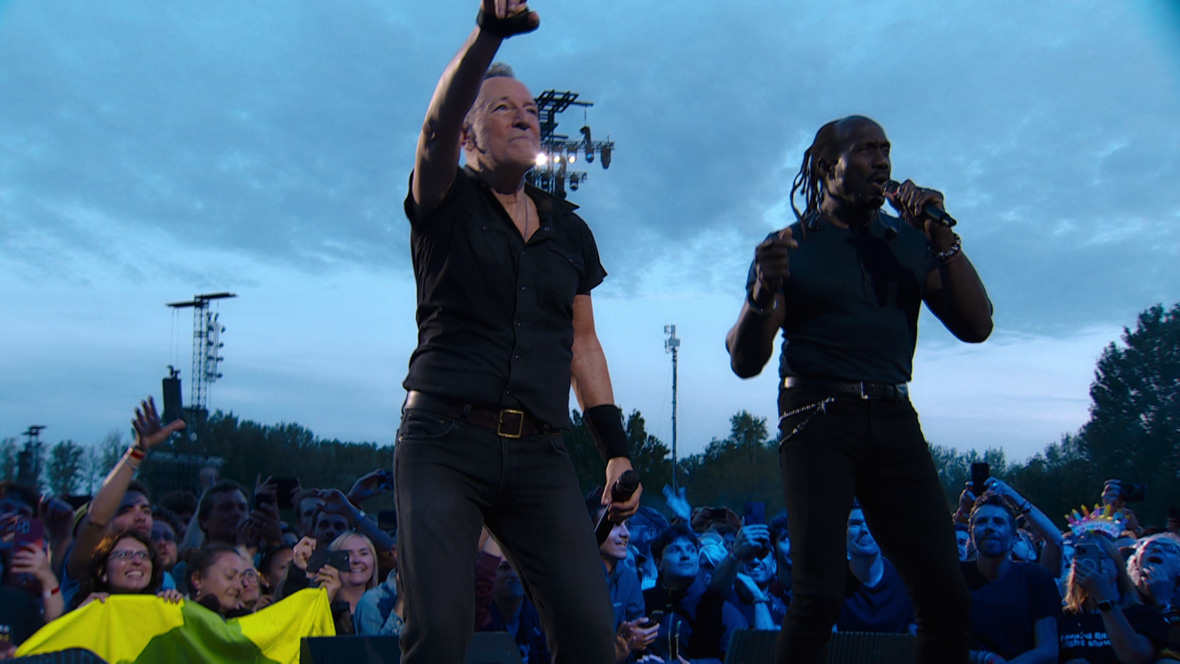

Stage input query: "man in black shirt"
[
  {"left": 726, "top": 115, "right": 993, "bottom": 663},
  {"left": 395, "top": 2, "right": 640, "bottom": 663}
]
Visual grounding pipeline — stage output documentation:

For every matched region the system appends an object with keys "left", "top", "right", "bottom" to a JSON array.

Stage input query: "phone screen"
[
  {"left": 1074, "top": 542, "right": 1104, "bottom": 574},
  {"left": 743, "top": 502, "right": 766, "bottom": 526},
  {"left": 14, "top": 517, "right": 44, "bottom": 551},
  {"left": 274, "top": 478, "right": 299, "bottom": 510},
  {"left": 970, "top": 463, "right": 990, "bottom": 493}
]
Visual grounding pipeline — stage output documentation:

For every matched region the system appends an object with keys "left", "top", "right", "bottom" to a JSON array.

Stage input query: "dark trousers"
[
  {"left": 774, "top": 387, "right": 970, "bottom": 664},
  {"left": 393, "top": 408, "right": 617, "bottom": 664}
]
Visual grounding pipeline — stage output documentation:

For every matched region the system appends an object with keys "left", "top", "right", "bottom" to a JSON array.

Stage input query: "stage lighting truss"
[{"left": 526, "top": 90, "right": 615, "bottom": 198}]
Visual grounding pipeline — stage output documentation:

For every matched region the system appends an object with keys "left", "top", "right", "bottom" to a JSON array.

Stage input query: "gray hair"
[{"left": 484, "top": 62, "right": 516, "bottom": 81}]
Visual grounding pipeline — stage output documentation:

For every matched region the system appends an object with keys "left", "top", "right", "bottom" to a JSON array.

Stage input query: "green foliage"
[
  {"left": 0, "top": 438, "right": 17, "bottom": 482},
  {"left": 137, "top": 412, "right": 395, "bottom": 512},
  {"left": 678, "top": 411, "right": 784, "bottom": 515},
  {"left": 46, "top": 440, "right": 85, "bottom": 497}
]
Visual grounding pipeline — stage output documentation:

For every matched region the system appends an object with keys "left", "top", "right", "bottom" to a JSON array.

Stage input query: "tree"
[
  {"left": 1078, "top": 302, "right": 1180, "bottom": 523},
  {"left": 679, "top": 410, "right": 783, "bottom": 514},
  {"left": 0, "top": 438, "right": 17, "bottom": 482},
  {"left": 46, "top": 440, "right": 85, "bottom": 497},
  {"left": 565, "top": 408, "right": 673, "bottom": 506}
]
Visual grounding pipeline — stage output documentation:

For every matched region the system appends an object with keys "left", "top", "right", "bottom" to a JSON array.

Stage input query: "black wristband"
[
  {"left": 476, "top": 9, "right": 538, "bottom": 38},
  {"left": 584, "top": 404, "right": 630, "bottom": 461}
]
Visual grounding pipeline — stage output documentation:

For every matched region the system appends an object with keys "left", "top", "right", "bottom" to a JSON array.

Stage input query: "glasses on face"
[
  {"left": 110, "top": 550, "right": 150, "bottom": 562},
  {"left": 151, "top": 530, "right": 176, "bottom": 543},
  {"left": 241, "top": 569, "right": 259, "bottom": 584}
]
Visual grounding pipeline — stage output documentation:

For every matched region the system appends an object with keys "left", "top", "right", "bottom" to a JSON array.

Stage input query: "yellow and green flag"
[{"left": 16, "top": 588, "right": 336, "bottom": 663}]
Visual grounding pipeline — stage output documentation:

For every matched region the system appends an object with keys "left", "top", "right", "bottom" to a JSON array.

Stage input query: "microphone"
[
  {"left": 594, "top": 470, "right": 640, "bottom": 546},
  {"left": 883, "top": 180, "right": 957, "bottom": 228}
]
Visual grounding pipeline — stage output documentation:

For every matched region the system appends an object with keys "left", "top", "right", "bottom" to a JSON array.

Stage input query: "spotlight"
[
  {"left": 535, "top": 153, "right": 548, "bottom": 166},
  {"left": 570, "top": 174, "right": 580, "bottom": 191},
  {"left": 600, "top": 145, "right": 612, "bottom": 169},
  {"left": 581, "top": 126, "right": 594, "bottom": 162},
  {"left": 567, "top": 149, "right": 577, "bottom": 164}
]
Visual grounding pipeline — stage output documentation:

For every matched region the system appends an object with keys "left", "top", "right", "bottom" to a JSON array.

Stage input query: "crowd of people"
[{"left": 2, "top": 398, "right": 1180, "bottom": 664}]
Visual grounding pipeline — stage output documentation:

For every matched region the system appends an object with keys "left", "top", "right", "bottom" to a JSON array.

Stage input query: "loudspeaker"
[
  {"left": 300, "top": 632, "right": 522, "bottom": 664},
  {"left": 162, "top": 377, "right": 183, "bottom": 424}
]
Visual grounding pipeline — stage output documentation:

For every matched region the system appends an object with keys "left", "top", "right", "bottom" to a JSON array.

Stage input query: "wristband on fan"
[{"left": 584, "top": 404, "right": 630, "bottom": 461}]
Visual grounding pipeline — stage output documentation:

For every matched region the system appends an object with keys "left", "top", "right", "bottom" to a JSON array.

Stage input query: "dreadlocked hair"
[
  {"left": 790, "top": 120, "right": 841, "bottom": 238},
  {"left": 790, "top": 116, "right": 875, "bottom": 238}
]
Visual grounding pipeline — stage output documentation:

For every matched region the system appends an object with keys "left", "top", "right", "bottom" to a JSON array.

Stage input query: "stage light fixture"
[{"left": 600, "top": 145, "right": 612, "bottom": 169}]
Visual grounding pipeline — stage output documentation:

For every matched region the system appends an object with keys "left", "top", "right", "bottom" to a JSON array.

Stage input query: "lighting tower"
[
  {"left": 17, "top": 425, "right": 46, "bottom": 487},
  {"left": 167, "top": 292, "right": 236, "bottom": 424},
  {"left": 527, "top": 90, "right": 616, "bottom": 198},
  {"left": 664, "top": 324, "right": 680, "bottom": 492}
]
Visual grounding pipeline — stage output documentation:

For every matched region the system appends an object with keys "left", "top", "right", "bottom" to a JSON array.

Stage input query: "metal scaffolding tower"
[
  {"left": 527, "top": 89, "right": 615, "bottom": 198},
  {"left": 167, "top": 292, "right": 236, "bottom": 419}
]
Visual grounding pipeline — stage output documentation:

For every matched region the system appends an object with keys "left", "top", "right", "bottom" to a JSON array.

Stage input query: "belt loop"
[{"left": 460, "top": 404, "right": 471, "bottom": 424}]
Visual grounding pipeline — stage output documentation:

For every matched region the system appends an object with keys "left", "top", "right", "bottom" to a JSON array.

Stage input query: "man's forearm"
[{"left": 726, "top": 295, "right": 783, "bottom": 378}]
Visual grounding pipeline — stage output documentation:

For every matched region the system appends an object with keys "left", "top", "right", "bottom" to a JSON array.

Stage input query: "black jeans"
[
  {"left": 393, "top": 408, "right": 617, "bottom": 664},
  {"left": 774, "top": 387, "right": 970, "bottom": 664}
]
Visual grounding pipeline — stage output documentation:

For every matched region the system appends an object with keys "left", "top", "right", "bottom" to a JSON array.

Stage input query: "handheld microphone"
[
  {"left": 594, "top": 470, "right": 640, "bottom": 546},
  {"left": 883, "top": 180, "right": 957, "bottom": 228}
]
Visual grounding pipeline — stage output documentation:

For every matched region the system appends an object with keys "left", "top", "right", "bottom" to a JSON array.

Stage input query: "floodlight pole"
[{"left": 664, "top": 324, "right": 680, "bottom": 492}]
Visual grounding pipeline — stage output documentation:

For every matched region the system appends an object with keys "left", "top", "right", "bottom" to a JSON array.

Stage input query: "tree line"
[{"left": 5, "top": 301, "right": 1178, "bottom": 532}]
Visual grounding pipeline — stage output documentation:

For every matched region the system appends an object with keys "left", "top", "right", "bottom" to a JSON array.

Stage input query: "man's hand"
[
  {"left": 603, "top": 458, "right": 641, "bottom": 522},
  {"left": 733, "top": 524, "right": 770, "bottom": 562},
  {"left": 887, "top": 179, "right": 947, "bottom": 235},
  {"left": 292, "top": 536, "right": 317, "bottom": 571},
  {"left": 733, "top": 572, "right": 766, "bottom": 604},
  {"left": 347, "top": 470, "right": 392, "bottom": 506},
  {"left": 1140, "top": 566, "right": 1174, "bottom": 605},
  {"left": 751, "top": 228, "right": 796, "bottom": 308},
  {"left": 662, "top": 484, "right": 691, "bottom": 522},
  {"left": 313, "top": 564, "right": 342, "bottom": 603},
  {"left": 132, "top": 397, "right": 186, "bottom": 450},
  {"left": 479, "top": 0, "right": 540, "bottom": 35},
  {"left": 316, "top": 489, "right": 360, "bottom": 521}
]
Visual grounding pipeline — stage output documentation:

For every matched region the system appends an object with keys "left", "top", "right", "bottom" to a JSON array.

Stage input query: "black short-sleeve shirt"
[
  {"left": 746, "top": 213, "right": 930, "bottom": 384},
  {"left": 403, "top": 167, "right": 607, "bottom": 429}
]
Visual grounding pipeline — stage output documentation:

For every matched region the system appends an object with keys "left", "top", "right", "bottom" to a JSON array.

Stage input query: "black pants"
[
  {"left": 393, "top": 408, "right": 617, "bottom": 664},
  {"left": 774, "top": 387, "right": 970, "bottom": 664}
]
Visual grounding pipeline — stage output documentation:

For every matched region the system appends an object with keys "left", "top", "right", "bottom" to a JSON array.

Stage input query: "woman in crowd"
[
  {"left": 256, "top": 544, "right": 293, "bottom": 611},
  {"left": 72, "top": 531, "right": 181, "bottom": 610},
  {"left": 187, "top": 543, "right": 249, "bottom": 618},
  {"left": 327, "top": 531, "right": 379, "bottom": 623},
  {"left": 1059, "top": 532, "right": 1169, "bottom": 664}
]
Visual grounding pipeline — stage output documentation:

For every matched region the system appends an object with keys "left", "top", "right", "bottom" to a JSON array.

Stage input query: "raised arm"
[
  {"left": 726, "top": 228, "right": 793, "bottom": 378},
  {"left": 411, "top": 0, "right": 538, "bottom": 218},
  {"left": 67, "top": 397, "right": 184, "bottom": 579}
]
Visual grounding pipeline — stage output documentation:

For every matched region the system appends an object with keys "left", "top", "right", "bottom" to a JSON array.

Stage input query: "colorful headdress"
[{"left": 1066, "top": 504, "right": 1127, "bottom": 538}]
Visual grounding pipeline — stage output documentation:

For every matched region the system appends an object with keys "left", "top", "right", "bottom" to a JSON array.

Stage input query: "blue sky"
[{"left": 2, "top": 1, "right": 1178, "bottom": 464}]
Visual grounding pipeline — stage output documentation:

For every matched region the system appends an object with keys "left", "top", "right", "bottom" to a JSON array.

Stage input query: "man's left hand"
[{"left": 603, "top": 458, "right": 642, "bottom": 522}]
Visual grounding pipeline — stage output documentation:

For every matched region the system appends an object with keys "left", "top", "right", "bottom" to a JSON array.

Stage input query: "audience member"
[
  {"left": 1060, "top": 531, "right": 1168, "bottom": 664},
  {"left": 587, "top": 490, "right": 657, "bottom": 661},
  {"left": 837, "top": 505, "right": 914, "bottom": 634},
  {"left": 150, "top": 510, "right": 181, "bottom": 585},
  {"left": 157, "top": 490, "right": 198, "bottom": 540},
  {"left": 477, "top": 558, "right": 550, "bottom": 664},
  {"left": 64, "top": 397, "right": 183, "bottom": 608},
  {"left": 0, "top": 537, "right": 63, "bottom": 653},
  {"left": 643, "top": 522, "right": 747, "bottom": 663},
  {"left": 327, "top": 532, "right": 380, "bottom": 625},
  {"left": 187, "top": 543, "right": 249, "bottom": 618},
  {"left": 628, "top": 507, "right": 670, "bottom": 591},
  {"left": 72, "top": 531, "right": 180, "bottom": 610},
  {"left": 710, "top": 523, "right": 784, "bottom": 630},
  {"left": 767, "top": 513, "right": 793, "bottom": 605},
  {"left": 962, "top": 494, "right": 1060, "bottom": 663}
]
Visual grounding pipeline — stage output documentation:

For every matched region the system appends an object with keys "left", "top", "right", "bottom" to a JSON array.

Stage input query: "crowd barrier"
[
  {"left": 725, "top": 629, "right": 915, "bottom": 664},
  {"left": 300, "top": 632, "right": 522, "bottom": 664}
]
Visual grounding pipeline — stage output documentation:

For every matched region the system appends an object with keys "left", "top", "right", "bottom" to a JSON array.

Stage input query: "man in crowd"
[
  {"left": 726, "top": 115, "right": 993, "bottom": 663},
  {"left": 837, "top": 504, "right": 914, "bottom": 634},
  {"left": 643, "top": 523, "right": 747, "bottom": 662},
  {"left": 710, "top": 523, "right": 785, "bottom": 630},
  {"left": 962, "top": 495, "right": 1059, "bottom": 663},
  {"left": 768, "top": 514, "right": 793, "bottom": 605},
  {"left": 395, "top": 1, "right": 638, "bottom": 661}
]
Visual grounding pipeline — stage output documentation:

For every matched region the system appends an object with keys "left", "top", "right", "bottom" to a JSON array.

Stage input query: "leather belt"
[
  {"left": 782, "top": 376, "right": 909, "bottom": 400},
  {"left": 404, "top": 390, "right": 551, "bottom": 439}
]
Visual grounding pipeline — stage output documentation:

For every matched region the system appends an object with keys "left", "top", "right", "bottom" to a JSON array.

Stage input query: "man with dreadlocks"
[{"left": 725, "top": 115, "right": 993, "bottom": 664}]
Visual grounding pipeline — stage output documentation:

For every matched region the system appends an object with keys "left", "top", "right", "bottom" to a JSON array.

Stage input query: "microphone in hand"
[
  {"left": 595, "top": 470, "right": 640, "bottom": 546},
  {"left": 883, "top": 180, "right": 957, "bottom": 228}
]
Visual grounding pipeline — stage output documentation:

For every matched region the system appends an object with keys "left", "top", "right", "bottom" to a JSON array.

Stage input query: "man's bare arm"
[{"left": 412, "top": 0, "right": 537, "bottom": 218}]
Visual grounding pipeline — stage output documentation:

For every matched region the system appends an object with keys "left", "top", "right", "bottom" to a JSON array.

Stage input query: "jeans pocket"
[{"left": 397, "top": 409, "right": 459, "bottom": 442}]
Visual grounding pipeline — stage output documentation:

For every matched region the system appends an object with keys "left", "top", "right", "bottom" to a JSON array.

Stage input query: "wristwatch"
[{"left": 1096, "top": 599, "right": 1116, "bottom": 612}]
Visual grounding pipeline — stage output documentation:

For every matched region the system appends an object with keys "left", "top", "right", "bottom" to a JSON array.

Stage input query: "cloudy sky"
[{"left": 2, "top": 1, "right": 1178, "bottom": 467}]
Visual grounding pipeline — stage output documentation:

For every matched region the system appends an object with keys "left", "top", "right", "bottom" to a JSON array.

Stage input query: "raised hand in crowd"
[
  {"left": 38, "top": 495, "right": 73, "bottom": 577},
  {"left": 11, "top": 543, "right": 63, "bottom": 622},
  {"left": 734, "top": 572, "right": 777, "bottom": 630},
  {"left": 157, "top": 588, "right": 184, "bottom": 604},
  {"left": 68, "top": 397, "right": 184, "bottom": 587},
  {"left": 661, "top": 484, "right": 692, "bottom": 523},
  {"left": 346, "top": 469, "right": 393, "bottom": 506},
  {"left": 962, "top": 478, "right": 1064, "bottom": 577},
  {"left": 312, "top": 562, "right": 342, "bottom": 604},
  {"left": 707, "top": 522, "right": 770, "bottom": 595}
]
